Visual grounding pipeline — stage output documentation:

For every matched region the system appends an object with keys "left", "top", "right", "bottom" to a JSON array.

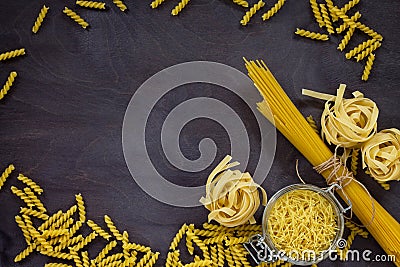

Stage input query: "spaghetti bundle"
[
  {"left": 200, "top": 155, "right": 267, "bottom": 227},
  {"left": 361, "top": 128, "right": 400, "bottom": 182},
  {"left": 244, "top": 58, "right": 400, "bottom": 266}
]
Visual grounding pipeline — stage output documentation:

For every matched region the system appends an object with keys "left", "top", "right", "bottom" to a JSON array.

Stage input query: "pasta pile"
[
  {"left": 303, "top": 85, "right": 399, "bottom": 189},
  {"left": 0, "top": 164, "right": 159, "bottom": 267},
  {"left": 150, "top": 0, "right": 287, "bottom": 25},
  {"left": 295, "top": 0, "right": 383, "bottom": 81},
  {"left": 200, "top": 155, "right": 267, "bottom": 227},
  {"left": 166, "top": 222, "right": 293, "bottom": 267},
  {"left": 267, "top": 189, "right": 338, "bottom": 259},
  {"left": 337, "top": 220, "right": 369, "bottom": 261}
]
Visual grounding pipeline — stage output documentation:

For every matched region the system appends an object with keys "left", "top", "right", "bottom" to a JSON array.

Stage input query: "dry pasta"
[
  {"left": 309, "top": 0, "right": 324, "bottom": 27},
  {"left": 150, "top": 0, "right": 166, "bottom": 9},
  {"left": 267, "top": 189, "right": 338, "bottom": 258},
  {"left": 324, "top": 0, "right": 336, "bottom": 21},
  {"left": 81, "top": 251, "right": 90, "bottom": 267},
  {"left": 200, "top": 155, "right": 267, "bottom": 227},
  {"left": 0, "top": 164, "right": 15, "bottom": 190},
  {"left": 169, "top": 223, "right": 187, "bottom": 250},
  {"left": 319, "top": 4, "right": 334, "bottom": 34},
  {"left": 63, "top": 7, "right": 89, "bottom": 29},
  {"left": 361, "top": 128, "right": 400, "bottom": 182},
  {"left": 113, "top": 0, "right": 128, "bottom": 11},
  {"left": 345, "top": 221, "right": 369, "bottom": 238},
  {"left": 303, "top": 85, "right": 379, "bottom": 148},
  {"left": 76, "top": 1, "right": 106, "bottom": 9},
  {"left": 45, "top": 264, "right": 73, "bottom": 267},
  {"left": 104, "top": 215, "right": 123, "bottom": 240},
  {"left": 17, "top": 174, "right": 43, "bottom": 195},
  {"left": 262, "top": 0, "right": 286, "bottom": 21},
  {"left": 345, "top": 39, "right": 377, "bottom": 59},
  {"left": 351, "top": 149, "right": 359, "bottom": 175},
  {"left": 32, "top": 5, "right": 49, "bottom": 33},
  {"left": 339, "top": 0, "right": 360, "bottom": 17},
  {"left": 69, "top": 231, "right": 97, "bottom": 251},
  {"left": 336, "top": 12, "right": 361, "bottom": 34},
  {"left": 0, "top": 49, "right": 25, "bottom": 61},
  {"left": 337, "top": 27, "right": 355, "bottom": 51},
  {"left": 362, "top": 53, "right": 375, "bottom": 81},
  {"left": 143, "top": 252, "right": 160, "bottom": 267},
  {"left": 23, "top": 187, "right": 47, "bottom": 213},
  {"left": 11, "top": 186, "right": 34, "bottom": 207},
  {"left": 94, "top": 240, "right": 118, "bottom": 263},
  {"left": 87, "top": 219, "right": 112, "bottom": 240},
  {"left": 171, "top": 0, "right": 190, "bottom": 16},
  {"left": 75, "top": 194, "right": 86, "bottom": 222},
  {"left": 0, "top": 72, "right": 18, "bottom": 101},
  {"left": 240, "top": 0, "right": 265, "bottom": 26},
  {"left": 295, "top": 28, "right": 329, "bottom": 41},
  {"left": 306, "top": 115, "right": 319, "bottom": 134},
  {"left": 355, "top": 41, "right": 381, "bottom": 62},
  {"left": 232, "top": 0, "right": 249, "bottom": 8}
]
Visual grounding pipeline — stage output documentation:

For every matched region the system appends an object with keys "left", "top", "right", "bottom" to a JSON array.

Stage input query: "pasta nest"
[
  {"left": 361, "top": 128, "right": 400, "bottom": 182},
  {"left": 321, "top": 86, "right": 379, "bottom": 148},
  {"left": 200, "top": 155, "right": 267, "bottom": 227}
]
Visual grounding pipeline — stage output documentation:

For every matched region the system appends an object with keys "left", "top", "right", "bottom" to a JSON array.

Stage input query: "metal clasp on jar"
[{"left": 243, "top": 234, "right": 279, "bottom": 265}]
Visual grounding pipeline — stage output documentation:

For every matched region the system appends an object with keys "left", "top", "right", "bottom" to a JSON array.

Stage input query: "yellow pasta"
[
  {"left": 339, "top": 0, "right": 360, "bottom": 17},
  {"left": 345, "top": 221, "right": 369, "bottom": 238},
  {"left": 295, "top": 28, "right": 329, "bottom": 41},
  {"left": 150, "top": 0, "right": 167, "bottom": 9},
  {"left": 306, "top": 115, "right": 319, "bottom": 134},
  {"left": 99, "top": 252, "right": 124, "bottom": 266},
  {"left": 345, "top": 39, "right": 376, "bottom": 59},
  {"left": 225, "top": 236, "right": 248, "bottom": 246},
  {"left": 39, "top": 210, "right": 63, "bottom": 231},
  {"left": 42, "top": 229, "right": 69, "bottom": 238},
  {"left": 54, "top": 235, "right": 84, "bottom": 252},
  {"left": 355, "top": 42, "right": 381, "bottom": 62},
  {"left": 217, "top": 243, "right": 225, "bottom": 267},
  {"left": 262, "top": 0, "right": 286, "bottom": 21},
  {"left": 309, "top": 0, "right": 324, "bottom": 27},
  {"left": 203, "top": 234, "right": 226, "bottom": 245},
  {"left": 303, "top": 85, "right": 379, "bottom": 148},
  {"left": 63, "top": 7, "right": 89, "bottom": 29},
  {"left": 75, "top": 194, "right": 86, "bottom": 222},
  {"left": 0, "top": 72, "right": 17, "bottom": 101},
  {"left": 76, "top": 1, "right": 106, "bottom": 9},
  {"left": 361, "top": 128, "right": 400, "bottom": 182},
  {"left": 70, "top": 249, "right": 83, "bottom": 267},
  {"left": 42, "top": 250, "right": 74, "bottom": 260},
  {"left": 11, "top": 186, "right": 34, "bottom": 207},
  {"left": 224, "top": 248, "right": 235, "bottom": 267},
  {"left": 0, "top": 164, "right": 15, "bottom": 190},
  {"left": 362, "top": 53, "right": 375, "bottom": 81},
  {"left": 87, "top": 219, "right": 111, "bottom": 240},
  {"left": 94, "top": 240, "right": 118, "bottom": 263},
  {"left": 104, "top": 215, "right": 123, "bottom": 241},
  {"left": 136, "top": 251, "right": 153, "bottom": 267},
  {"left": 200, "top": 155, "right": 267, "bottom": 227},
  {"left": 324, "top": 0, "right": 336, "bottom": 21},
  {"left": 15, "top": 215, "right": 32, "bottom": 243},
  {"left": 70, "top": 231, "right": 97, "bottom": 251},
  {"left": 187, "top": 232, "right": 210, "bottom": 260},
  {"left": 0, "top": 48, "right": 25, "bottom": 61},
  {"left": 68, "top": 220, "right": 83, "bottom": 237},
  {"left": 210, "top": 245, "right": 218, "bottom": 266},
  {"left": 339, "top": 230, "right": 357, "bottom": 260},
  {"left": 81, "top": 251, "right": 90, "bottom": 267},
  {"left": 171, "top": 0, "right": 190, "bottom": 16},
  {"left": 336, "top": 12, "right": 361, "bottom": 34},
  {"left": 14, "top": 243, "right": 36, "bottom": 262},
  {"left": 143, "top": 252, "right": 160, "bottom": 267},
  {"left": 32, "top": 5, "right": 49, "bottom": 33},
  {"left": 232, "top": 0, "right": 249, "bottom": 8},
  {"left": 231, "top": 245, "right": 251, "bottom": 267},
  {"left": 193, "top": 229, "right": 221, "bottom": 237},
  {"left": 23, "top": 187, "right": 47, "bottom": 213},
  {"left": 319, "top": 4, "right": 334, "bottom": 34},
  {"left": 113, "top": 0, "right": 128, "bottom": 11},
  {"left": 17, "top": 174, "right": 43, "bottom": 195},
  {"left": 50, "top": 205, "right": 77, "bottom": 230},
  {"left": 337, "top": 27, "right": 355, "bottom": 51},
  {"left": 241, "top": 0, "right": 265, "bottom": 26},
  {"left": 45, "top": 264, "right": 73, "bottom": 267},
  {"left": 268, "top": 189, "right": 338, "bottom": 258},
  {"left": 169, "top": 223, "right": 187, "bottom": 250},
  {"left": 351, "top": 149, "right": 359, "bottom": 175},
  {"left": 183, "top": 260, "right": 212, "bottom": 267}
]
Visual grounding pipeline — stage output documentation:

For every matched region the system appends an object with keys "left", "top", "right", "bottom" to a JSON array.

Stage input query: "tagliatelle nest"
[
  {"left": 361, "top": 128, "right": 400, "bottom": 182},
  {"left": 321, "top": 84, "right": 379, "bottom": 148},
  {"left": 200, "top": 155, "right": 267, "bottom": 228}
]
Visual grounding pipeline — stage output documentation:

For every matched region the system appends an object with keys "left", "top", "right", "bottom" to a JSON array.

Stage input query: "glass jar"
[{"left": 244, "top": 183, "right": 351, "bottom": 266}]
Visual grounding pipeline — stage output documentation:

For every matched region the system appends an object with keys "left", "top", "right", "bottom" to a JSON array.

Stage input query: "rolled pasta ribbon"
[
  {"left": 361, "top": 128, "right": 400, "bottom": 182},
  {"left": 200, "top": 155, "right": 267, "bottom": 227}
]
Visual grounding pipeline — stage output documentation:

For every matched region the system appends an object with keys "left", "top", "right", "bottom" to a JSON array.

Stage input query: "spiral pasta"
[
  {"left": 23, "top": 187, "right": 47, "bottom": 213},
  {"left": 99, "top": 252, "right": 124, "bottom": 266},
  {"left": 75, "top": 194, "right": 86, "bottom": 223},
  {"left": 15, "top": 215, "right": 32, "bottom": 243},
  {"left": 241, "top": 0, "right": 265, "bottom": 26},
  {"left": 345, "top": 221, "right": 369, "bottom": 238},
  {"left": 351, "top": 149, "right": 359, "bottom": 175},
  {"left": 150, "top": 0, "right": 166, "bottom": 9},
  {"left": 17, "top": 174, "right": 43, "bottom": 195},
  {"left": 171, "top": 0, "right": 190, "bottom": 16},
  {"left": 231, "top": 245, "right": 251, "bottom": 267},
  {"left": 339, "top": 231, "right": 357, "bottom": 261},
  {"left": 361, "top": 128, "right": 400, "bottom": 182},
  {"left": 336, "top": 12, "right": 361, "bottom": 34},
  {"left": 225, "top": 236, "right": 248, "bottom": 246},
  {"left": 39, "top": 210, "right": 63, "bottom": 231},
  {"left": 14, "top": 243, "right": 36, "bottom": 262},
  {"left": 355, "top": 42, "right": 381, "bottom": 62},
  {"left": 232, "top": 0, "right": 249, "bottom": 8},
  {"left": 143, "top": 252, "right": 160, "bottom": 267},
  {"left": 262, "top": 0, "right": 286, "bottom": 21},
  {"left": 306, "top": 115, "right": 319, "bottom": 134},
  {"left": 362, "top": 53, "right": 375, "bottom": 81},
  {"left": 32, "top": 5, "right": 49, "bottom": 33},
  {"left": 324, "top": 0, "right": 336, "bottom": 21},
  {"left": 113, "top": 0, "right": 128, "bottom": 11},
  {"left": 81, "top": 251, "right": 90, "bottom": 267},
  {"left": 70, "top": 231, "right": 97, "bottom": 251},
  {"left": 319, "top": 4, "right": 334, "bottom": 34},
  {"left": 309, "top": 0, "right": 324, "bottom": 27},
  {"left": 295, "top": 28, "right": 329, "bottom": 41},
  {"left": 339, "top": 0, "right": 360, "bottom": 16},
  {"left": 45, "top": 264, "right": 73, "bottom": 267},
  {"left": 187, "top": 232, "right": 210, "bottom": 260},
  {"left": 338, "top": 27, "right": 355, "bottom": 51},
  {"left": 169, "top": 223, "right": 187, "bottom": 250},
  {"left": 345, "top": 39, "right": 376, "bottom": 59},
  {"left": 0, "top": 49, "right": 25, "bottom": 61},
  {"left": 136, "top": 251, "right": 153, "bottom": 267},
  {"left": 94, "top": 240, "right": 118, "bottom": 263},
  {"left": 87, "top": 219, "right": 112, "bottom": 240},
  {"left": 203, "top": 234, "right": 226, "bottom": 245},
  {"left": 11, "top": 186, "right": 34, "bottom": 207},
  {"left": 63, "top": 7, "right": 89, "bottom": 29},
  {"left": 304, "top": 84, "right": 379, "bottom": 148},
  {"left": 0, "top": 164, "right": 15, "bottom": 190},
  {"left": 76, "top": 1, "right": 106, "bottom": 9},
  {"left": 0, "top": 72, "right": 18, "bottom": 101},
  {"left": 200, "top": 155, "right": 267, "bottom": 227}
]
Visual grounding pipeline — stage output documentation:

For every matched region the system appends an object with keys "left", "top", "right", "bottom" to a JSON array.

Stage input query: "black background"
[{"left": 0, "top": 0, "right": 399, "bottom": 266}]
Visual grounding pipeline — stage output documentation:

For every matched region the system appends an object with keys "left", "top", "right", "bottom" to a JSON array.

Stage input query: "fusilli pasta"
[{"left": 32, "top": 5, "right": 49, "bottom": 33}]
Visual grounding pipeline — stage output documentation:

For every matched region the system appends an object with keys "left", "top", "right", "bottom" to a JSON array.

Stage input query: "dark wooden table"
[{"left": 0, "top": 0, "right": 399, "bottom": 266}]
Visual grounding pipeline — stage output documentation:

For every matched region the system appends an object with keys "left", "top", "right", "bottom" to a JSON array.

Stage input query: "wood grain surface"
[{"left": 0, "top": 0, "right": 399, "bottom": 266}]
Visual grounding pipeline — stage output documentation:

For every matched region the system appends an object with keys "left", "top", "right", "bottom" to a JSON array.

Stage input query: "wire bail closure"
[{"left": 243, "top": 234, "right": 279, "bottom": 265}]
